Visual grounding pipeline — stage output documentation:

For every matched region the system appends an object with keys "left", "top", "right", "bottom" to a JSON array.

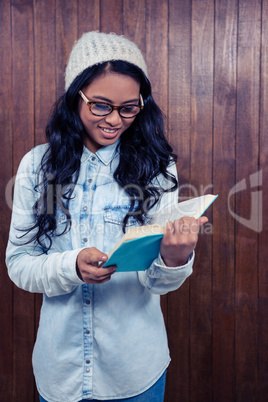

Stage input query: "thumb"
[
  {"left": 197, "top": 216, "right": 209, "bottom": 226},
  {"left": 84, "top": 247, "right": 108, "bottom": 264}
]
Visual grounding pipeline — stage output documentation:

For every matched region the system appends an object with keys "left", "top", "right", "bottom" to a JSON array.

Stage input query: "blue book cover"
[
  {"left": 104, "top": 234, "right": 164, "bottom": 272},
  {"left": 103, "top": 194, "right": 218, "bottom": 272}
]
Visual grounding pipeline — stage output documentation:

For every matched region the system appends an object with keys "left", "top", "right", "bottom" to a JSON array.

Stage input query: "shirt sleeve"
[
  {"left": 5, "top": 149, "right": 84, "bottom": 298},
  {"left": 138, "top": 161, "right": 194, "bottom": 295},
  {"left": 138, "top": 252, "right": 194, "bottom": 295}
]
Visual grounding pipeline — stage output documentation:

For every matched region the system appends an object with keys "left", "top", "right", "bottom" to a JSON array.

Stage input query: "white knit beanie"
[{"left": 65, "top": 31, "right": 148, "bottom": 91}]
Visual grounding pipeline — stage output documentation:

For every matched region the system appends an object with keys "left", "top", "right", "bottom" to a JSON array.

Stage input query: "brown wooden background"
[{"left": 0, "top": 0, "right": 267, "bottom": 401}]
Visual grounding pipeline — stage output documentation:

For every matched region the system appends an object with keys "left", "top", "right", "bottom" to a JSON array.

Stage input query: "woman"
[{"left": 6, "top": 31, "right": 207, "bottom": 402}]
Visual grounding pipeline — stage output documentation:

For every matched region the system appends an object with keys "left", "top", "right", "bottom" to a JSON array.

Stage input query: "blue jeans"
[{"left": 39, "top": 369, "right": 166, "bottom": 402}]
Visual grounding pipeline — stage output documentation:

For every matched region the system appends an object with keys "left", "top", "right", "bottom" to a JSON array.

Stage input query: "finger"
[
  {"left": 173, "top": 218, "right": 200, "bottom": 236},
  {"left": 89, "top": 265, "right": 117, "bottom": 279},
  {"left": 165, "top": 221, "right": 174, "bottom": 233},
  {"left": 84, "top": 275, "right": 112, "bottom": 285},
  {"left": 166, "top": 221, "right": 174, "bottom": 230},
  {"left": 163, "top": 222, "right": 175, "bottom": 242},
  {"left": 83, "top": 248, "right": 109, "bottom": 265},
  {"left": 176, "top": 218, "right": 191, "bottom": 233},
  {"left": 98, "top": 259, "right": 117, "bottom": 269},
  {"left": 178, "top": 216, "right": 208, "bottom": 230},
  {"left": 91, "top": 273, "right": 114, "bottom": 282},
  {"left": 82, "top": 266, "right": 117, "bottom": 283},
  {"left": 197, "top": 216, "right": 209, "bottom": 226}
]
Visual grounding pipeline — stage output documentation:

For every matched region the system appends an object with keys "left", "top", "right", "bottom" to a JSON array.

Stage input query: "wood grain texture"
[
  {"left": 100, "top": 0, "right": 123, "bottom": 34},
  {"left": 145, "top": 0, "right": 168, "bottom": 116},
  {"left": 55, "top": 0, "right": 78, "bottom": 97},
  {"left": 0, "top": 1, "right": 13, "bottom": 400},
  {"left": 11, "top": 0, "right": 35, "bottom": 166},
  {"left": 213, "top": 0, "right": 237, "bottom": 400},
  {"left": 123, "top": 0, "right": 146, "bottom": 55},
  {"left": 34, "top": 0, "right": 56, "bottom": 145},
  {"left": 77, "top": 0, "right": 100, "bottom": 37},
  {"left": 236, "top": 1, "right": 261, "bottom": 400},
  {"left": 259, "top": 2, "right": 268, "bottom": 400}
]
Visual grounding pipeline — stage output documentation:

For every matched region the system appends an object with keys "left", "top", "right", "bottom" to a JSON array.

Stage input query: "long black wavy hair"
[{"left": 21, "top": 61, "right": 178, "bottom": 252}]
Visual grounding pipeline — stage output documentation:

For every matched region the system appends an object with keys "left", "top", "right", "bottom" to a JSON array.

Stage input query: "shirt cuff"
[
  {"left": 156, "top": 252, "right": 194, "bottom": 270},
  {"left": 60, "top": 247, "right": 85, "bottom": 285}
]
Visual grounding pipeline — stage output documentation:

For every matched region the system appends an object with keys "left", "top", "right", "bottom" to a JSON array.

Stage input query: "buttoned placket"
[
  {"left": 81, "top": 154, "right": 99, "bottom": 397},
  {"left": 82, "top": 283, "right": 94, "bottom": 398}
]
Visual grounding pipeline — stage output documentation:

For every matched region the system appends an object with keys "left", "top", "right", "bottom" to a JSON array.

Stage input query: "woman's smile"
[{"left": 99, "top": 126, "right": 121, "bottom": 139}]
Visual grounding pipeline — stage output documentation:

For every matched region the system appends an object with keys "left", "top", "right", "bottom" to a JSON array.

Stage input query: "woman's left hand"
[{"left": 160, "top": 216, "right": 209, "bottom": 267}]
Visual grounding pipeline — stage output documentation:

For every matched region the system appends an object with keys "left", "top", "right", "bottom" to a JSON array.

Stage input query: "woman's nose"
[{"left": 104, "top": 109, "right": 122, "bottom": 125}]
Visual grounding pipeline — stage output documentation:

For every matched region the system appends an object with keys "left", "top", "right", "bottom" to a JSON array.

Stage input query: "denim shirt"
[{"left": 6, "top": 141, "right": 194, "bottom": 402}]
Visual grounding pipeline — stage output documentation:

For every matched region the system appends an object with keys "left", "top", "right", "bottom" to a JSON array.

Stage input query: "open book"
[{"left": 103, "top": 194, "right": 218, "bottom": 272}]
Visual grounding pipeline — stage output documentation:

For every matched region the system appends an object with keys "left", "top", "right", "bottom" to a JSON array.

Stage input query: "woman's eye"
[
  {"left": 94, "top": 103, "right": 111, "bottom": 111},
  {"left": 123, "top": 105, "right": 136, "bottom": 112}
]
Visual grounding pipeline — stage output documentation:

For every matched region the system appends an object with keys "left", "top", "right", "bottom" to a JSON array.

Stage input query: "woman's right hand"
[{"left": 76, "top": 247, "right": 117, "bottom": 284}]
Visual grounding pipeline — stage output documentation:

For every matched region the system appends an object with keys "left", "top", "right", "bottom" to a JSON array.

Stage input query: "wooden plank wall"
[{"left": 0, "top": 0, "right": 267, "bottom": 401}]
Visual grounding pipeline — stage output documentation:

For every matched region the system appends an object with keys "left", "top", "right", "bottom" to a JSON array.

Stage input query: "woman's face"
[{"left": 78, "top": 72, "right": 140, "bottom": 153}]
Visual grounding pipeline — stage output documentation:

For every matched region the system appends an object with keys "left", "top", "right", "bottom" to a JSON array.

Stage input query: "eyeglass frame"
[{"left": 78, "top": 90, "right": 144, "bottom": 118}]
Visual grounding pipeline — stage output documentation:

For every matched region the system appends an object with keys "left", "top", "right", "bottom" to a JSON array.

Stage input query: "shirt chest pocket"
[
  {"left": 103, "top": 206, "right": 138, "bottom": 242},
  {"left": 56, "top": 210, "right": 68, "bottom": 225}
]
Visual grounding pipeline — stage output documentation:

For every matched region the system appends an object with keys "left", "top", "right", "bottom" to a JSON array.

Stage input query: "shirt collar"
[{"left": 81, "top": 139, "right": 120, "bottom": 166}]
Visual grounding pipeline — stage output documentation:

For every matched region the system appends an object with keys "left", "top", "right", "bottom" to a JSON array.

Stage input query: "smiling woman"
[{"left": 6, "top": 31, "right": 207, "bottom": 402}]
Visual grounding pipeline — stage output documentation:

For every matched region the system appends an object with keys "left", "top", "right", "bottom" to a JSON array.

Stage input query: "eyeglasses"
[{"left": 79, "top": 90, "right": 144, "bottom": 118}]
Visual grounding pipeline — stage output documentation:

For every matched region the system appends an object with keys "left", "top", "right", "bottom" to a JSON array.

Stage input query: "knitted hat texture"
[{"left": 65, "top": 31, "right": 148, "bottom": 91}]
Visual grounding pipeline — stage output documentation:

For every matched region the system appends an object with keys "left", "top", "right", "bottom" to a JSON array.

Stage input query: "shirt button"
[
  {"left": 86, "top": 330, "right": 90, "bottom": 334},
  {"left": 83, "top": 206, "right": 88, "bottom": 211},
  {"left": 88, "top": 178, "right": 92, "bottom": 183},
  {"left": 83, "top": 238, "right": 88, "bottom": 243},
  {"left": 86, "top": 360, "right": 90, "bottom": 364},
  {"left": 86, "top": 300, "right": 90, "bottom": 305},
  {"left": 91, "top": 156, "right": 96, "bottom": 162},
  {"left": 86, "top": 368, "right": 90, "bottom": 372}
]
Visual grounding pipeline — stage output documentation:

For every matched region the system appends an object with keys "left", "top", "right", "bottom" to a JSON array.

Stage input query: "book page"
[{"left": 150, "top": 194, "right": 218, "bottom": 226}]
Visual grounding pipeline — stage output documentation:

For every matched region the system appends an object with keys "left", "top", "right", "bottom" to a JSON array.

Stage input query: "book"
[{"left": 103, "top": 194, "right": 218, "bottom": 272}]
